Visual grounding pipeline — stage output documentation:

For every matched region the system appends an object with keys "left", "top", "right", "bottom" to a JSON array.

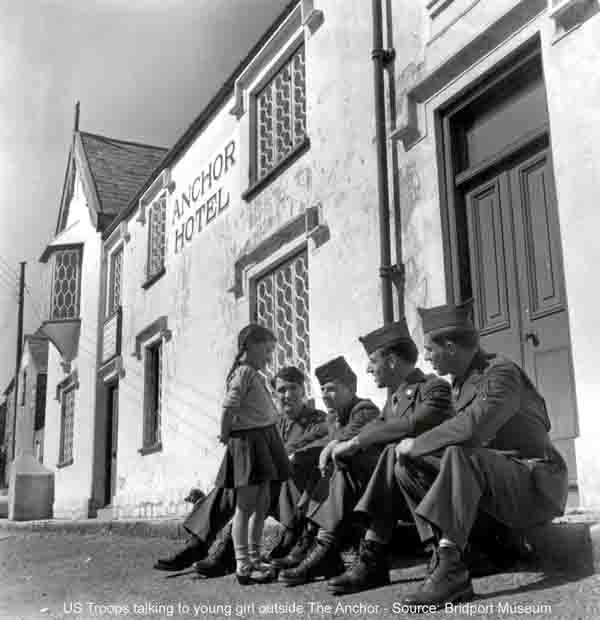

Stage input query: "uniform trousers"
[
  {"left": 307, "top": 446, "right": 384, "bottom": 536},
  {"left": 393, "top": 446, "right": 560, "bottom": 550}
]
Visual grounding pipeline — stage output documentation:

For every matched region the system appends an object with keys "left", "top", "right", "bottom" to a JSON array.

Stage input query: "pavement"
[{"left": 1, "top": 525, "right": 600, "bottom": 620}]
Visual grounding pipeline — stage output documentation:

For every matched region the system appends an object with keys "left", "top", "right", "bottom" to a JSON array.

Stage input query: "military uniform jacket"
[
  {"left": 324, "top": 396, "right": 379, "bottom": 443},
  {"left": 277, "top": 405, "right": 329, "bottom": 454},
  {"left": 411, "top": 350, "right": 568, "bottom": 514},
  {"left": 356, "top": 369, "right": 452, "bottom": 450}
]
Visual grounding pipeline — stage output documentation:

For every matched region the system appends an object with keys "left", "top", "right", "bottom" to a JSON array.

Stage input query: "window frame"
[
  {"left": 143, "top": 195, "right": 167, "bottom": 289},
  {"left": 140, "top": 338, "right": 163, "bottom": 455},
  {"left": 49, "top": 245, "right": 83, "bottom": 321},
  {"left": 250, "top": 245, "right": 311, "bottom": 394},
  {"left": 106, "top": 243, "right": 124, "bottom": 318},
  {"left": 243, "top": 41, "right": 309, "bottom": 201},
  {"left": 58, "top": 386, "right": 75, "bottom": 468},
  {"left": 34, "top": 373, "right": 47, "bottom": 432}
]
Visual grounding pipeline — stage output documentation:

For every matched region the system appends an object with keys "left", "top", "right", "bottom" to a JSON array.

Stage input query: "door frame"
[
  {"left": 435, "top": 40, "right": 548, "bottom": 305},
  {"left": 103, "top": 380, "right": 119, "bottom": 507},
  {"left": 434, "top": 39, "right": 580, "bottom": 487}
]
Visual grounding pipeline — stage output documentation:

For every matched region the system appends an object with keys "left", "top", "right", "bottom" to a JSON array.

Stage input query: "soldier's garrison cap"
[
  {"left": 359, "top": 318, "right": 415, "bottom": 355},
  {"left": 418, "top": 299, "right": 476, "bottom": 336},
  {"left": 315, "top": 356, "right": 357, "bottom": 388}
]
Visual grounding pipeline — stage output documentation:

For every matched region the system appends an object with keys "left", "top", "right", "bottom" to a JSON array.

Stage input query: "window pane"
[
  {"left": 148, "top": 198, "right": 166, "bottom": 278},
  {"left": 144, "top": 342, "right": 162, "bottom": 446},
  {"left": 35, "top": 374, "right": 47, "bottom": 431},
  {"left": 255, "top": 250, "right": 310, "bottom": 393},
  {"left": 109, "top": 247, "right": 123, "bottom": 315},
  {"left": 51, "top": 249, "right": 81, "bottom": 320},
  {"left": 60, "top": 388, "right": 75, "bottom": 463},
  {"left": 256, "top": 45, "right": 306, "bottom": 181}
]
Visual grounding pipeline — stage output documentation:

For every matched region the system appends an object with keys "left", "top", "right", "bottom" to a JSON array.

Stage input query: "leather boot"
[
  {"left": 194, "top": 529, "right": 235, "bottom": 578},
  {"left": 403, "top": 545, "right": 473, "bottom": 608},
  {"left": 154, "top": 537, "right": 207, "bottom": 571},
  {"left": 271, "top": 523, "right": 316, "bottom": 570},
  {"left": 278, "top": 540, "right": 345, "bottom": 586},
  {"left": 268, "top": 523, "right": 301, "bottom": 560},
  {"left": 327, "top": 539, "right": 390, "bottom": 594}
]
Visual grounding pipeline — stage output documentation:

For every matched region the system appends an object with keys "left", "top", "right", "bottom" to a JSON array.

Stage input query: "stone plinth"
[{"left": 8, "top": 455, "right": 54, "bottom": 521}]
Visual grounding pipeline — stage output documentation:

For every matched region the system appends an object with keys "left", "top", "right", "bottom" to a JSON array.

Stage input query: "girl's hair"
[{"left": 225, "top": 323, "right": 276, "bottom": 387}]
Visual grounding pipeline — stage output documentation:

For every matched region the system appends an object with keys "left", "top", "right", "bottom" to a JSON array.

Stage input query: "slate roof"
[{"left": 79, "top": 132, "right": 168, "bottom": 216}]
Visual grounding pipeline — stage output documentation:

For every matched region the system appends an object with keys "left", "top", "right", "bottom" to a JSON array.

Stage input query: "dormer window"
[{"left": 50, "top": 247, "right": 82, "bottom": 320}]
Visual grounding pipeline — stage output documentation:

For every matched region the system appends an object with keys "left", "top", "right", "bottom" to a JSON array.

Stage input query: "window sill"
[
  {"left": 138, "top": 442, "right": 163, "bottom": 456},
  {"left": 142, "top": 267, "right": 166, "bottom": 290},
  {"left": 56, "top": 458, "right": 74, "bottom": 469},
  {"left": 242, "top": 137, "right": 310, "bottom": 202}
]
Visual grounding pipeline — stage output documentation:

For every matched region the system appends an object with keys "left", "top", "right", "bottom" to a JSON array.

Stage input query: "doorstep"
[{"left": 1, "top": 511, "right": 598, "bottom": 574}]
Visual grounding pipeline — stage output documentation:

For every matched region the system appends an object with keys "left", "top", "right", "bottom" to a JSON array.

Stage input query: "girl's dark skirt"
[{"left": 215, "top": 424, "right": 291, "bottom": 488}]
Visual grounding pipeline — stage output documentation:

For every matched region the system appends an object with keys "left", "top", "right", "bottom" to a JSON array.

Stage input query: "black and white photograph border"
[{"left": 1, "top": 1, "right": 600, "bottom": 619}]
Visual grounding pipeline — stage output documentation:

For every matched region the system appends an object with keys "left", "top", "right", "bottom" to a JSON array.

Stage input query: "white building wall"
[
  {"left": 112, "top": 0, "right": 395, "bottom": 518},
  {"left": 542, "top": 12, "right": 600, "bottom": 508},
  {"left": 104, "top": 0, "right": 600, "bottom": 517},
  {"left": 43, "top": 170, "right": 104, "bottom": 519},
  {"left": 389, "top": 0, "right": 600, "bottom": 507}
]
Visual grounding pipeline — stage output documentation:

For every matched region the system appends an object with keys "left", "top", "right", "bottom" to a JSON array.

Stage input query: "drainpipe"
[
  {"left": 371, "top": 0, "right": 395, "bottom": 324},
  {"left": 384, "top": 0, "right": 405, "bottom": 316}
]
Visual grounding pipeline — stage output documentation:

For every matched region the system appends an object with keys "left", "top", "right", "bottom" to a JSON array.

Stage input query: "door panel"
[
  {"left": 465, "top": 173, "right": 522, "bottom": 362},
  {"left": 510, "top": 152, "right": 578, "bottom": 480},
  {"left": 464, "top": 149, "right": 578, "bottom": 483},
  {"left": 513, "top": 153, "right": 565, "bottom": 317},
  {"left": 104, "top": 384, "right": 119, "bottom": 507}
]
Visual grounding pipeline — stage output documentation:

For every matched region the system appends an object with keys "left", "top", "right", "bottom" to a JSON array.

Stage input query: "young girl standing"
[{"left": 216, "top": 323, "right": 291, "bottom": 584}]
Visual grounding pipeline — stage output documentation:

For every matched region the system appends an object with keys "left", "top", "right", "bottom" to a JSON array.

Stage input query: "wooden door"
[
  {"left": 104, "top": 384, "right": 119, "bottom": 506},
  {"left": 465, "top": 149, "right": 578, "bottom": 482}
]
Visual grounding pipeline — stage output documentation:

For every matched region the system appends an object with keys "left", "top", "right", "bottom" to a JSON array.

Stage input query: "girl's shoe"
[{"left": 236, "top": 562, "right": 276, "bottom": 585}]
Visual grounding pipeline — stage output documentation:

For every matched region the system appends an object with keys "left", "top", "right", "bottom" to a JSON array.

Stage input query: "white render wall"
[
  {"left": 111, "top": 0, "right": 393, "bottom": 518},
  {"left": 542, "top": 13, "right": 600, "bottom": 508},
  {"left": 389, "top": 0, "right": 600, "bottom": 507},
  {"left": 43, "top": 171, "right": 103, "bottom": 519},
  {"left": 100, "top": 0, "right": 600, "bottom": 518}
]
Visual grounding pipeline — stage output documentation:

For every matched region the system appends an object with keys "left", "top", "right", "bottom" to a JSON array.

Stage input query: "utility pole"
[{"left": 10, "top": 261, "right": 26, "bottom": 462}]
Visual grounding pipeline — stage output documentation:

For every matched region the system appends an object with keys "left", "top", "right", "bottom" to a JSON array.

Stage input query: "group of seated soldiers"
[{"left": 155, "top": 300, "right": 568, "bottom": 609}]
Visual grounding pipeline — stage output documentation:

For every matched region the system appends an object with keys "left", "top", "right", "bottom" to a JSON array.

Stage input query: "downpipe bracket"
[{"left": 371, "top": 47, "right": 396, "bottom": 66}]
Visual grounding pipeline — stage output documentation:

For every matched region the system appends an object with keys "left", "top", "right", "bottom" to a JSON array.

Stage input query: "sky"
[{"left": 0, "top": 0, "right": 290, "bottom": 390}]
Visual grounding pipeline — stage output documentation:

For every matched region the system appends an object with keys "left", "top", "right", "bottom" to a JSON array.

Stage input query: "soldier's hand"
[
  {"left": 332, "top": 439, "right": 359, "bottom": 466},
  {"left": 288, "top": 451, "right": 296, "bottom": 463},
  {"left": 395, "top": 438, "right": 415, "bottom": 458},
  {"left": 319, "top": 440, "right": 337, "bottom": 476}
]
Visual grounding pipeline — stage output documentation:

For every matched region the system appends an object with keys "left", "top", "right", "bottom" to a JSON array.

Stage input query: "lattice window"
[
  {"left": 147, "top": 197, "right": 166, "bottom": 279},
  {"left": 108, "top": 246, "right": 123, "bottom": 316},
  {"left": 255, "top": 44, "right": 306, "bottom": 182},
  {"left": 255, "top": 250, "right": 310, "bottom": 392},
  {"left": 34, "top": 374, "right": 47, "bottom": 431},
  {"left": 143, "top": 341, "right": 162, "bottom": 448},
  {"left": 51, "top": 248, "right": 81, "bottom": 320},
  {"left": 59, "top": 387, "right": 75, "bottom": 464}
]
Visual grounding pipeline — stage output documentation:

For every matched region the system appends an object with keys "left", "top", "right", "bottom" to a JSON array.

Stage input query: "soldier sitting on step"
[
  {"left": 348, "top": 300, "right": 568, "bottom": 608},
  {"left": 154, "top": 365, "right": 328, "bottom": 576},
  {"left": 278, "top": 330, "right": 452, "bottom": 588}
]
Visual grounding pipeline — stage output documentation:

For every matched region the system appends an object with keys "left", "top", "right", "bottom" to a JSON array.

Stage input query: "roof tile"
[{"left": 79, "top": 132, "right": 168, "bottom": 215}]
